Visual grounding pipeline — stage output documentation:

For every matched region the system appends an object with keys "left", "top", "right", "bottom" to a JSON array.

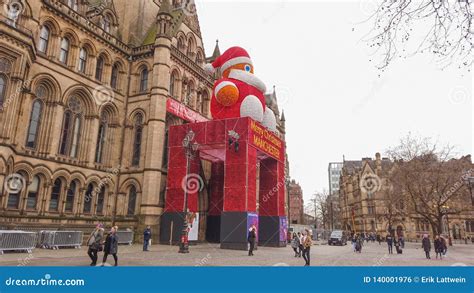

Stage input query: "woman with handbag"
[{"left": 87, "top": 223, "right": 104, "bottom": 266}]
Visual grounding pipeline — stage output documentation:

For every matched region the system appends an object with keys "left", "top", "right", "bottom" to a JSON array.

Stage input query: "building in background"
[
  {"left": 288, "top": 179, "right": 304, "bottom": 224},
  {"left": 339, "top": 153, "right": 474, "bottom": 240},
  {"left": 328, "top": 162, "right": 343, "bottom": 196},
  {"left": 0, "top": 0, "right": 287, "bottom": 242}
]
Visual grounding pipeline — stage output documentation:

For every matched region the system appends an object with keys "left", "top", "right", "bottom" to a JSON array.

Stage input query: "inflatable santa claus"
[{"left": 204, "top": 46, "right": 277, "bottom": 132}]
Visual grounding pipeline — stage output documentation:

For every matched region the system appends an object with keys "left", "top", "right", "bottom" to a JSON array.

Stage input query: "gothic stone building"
[
  {"left": 0, "top": 0, "right": 286, "bottom": 241},
  {"left": 339, "top": 153, "right": 474, "bottom": 241}
]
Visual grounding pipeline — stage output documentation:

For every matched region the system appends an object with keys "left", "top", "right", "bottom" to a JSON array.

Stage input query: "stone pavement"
[{"left": 1, "top": 241, "right": 473, "bottom": 267}]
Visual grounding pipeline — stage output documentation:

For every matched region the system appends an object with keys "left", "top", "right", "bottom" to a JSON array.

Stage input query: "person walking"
[
  {"left": 87, "top": 223, "right": 104, "bottom": 266},
  {"left": 422, "top": 234, "right": 431, "bottom": 259},
  {"left": 291, "top": 233, "right": 300, "bottom": 257},
  {"left": 440, "top": 235, "right": 448, "bottom": 256},
  {"left": 302, "top": 229, "right": 312, "bottom": 266},
  {"left": 297, "top": 232, "right": 303, "bottom": 257},
  {"left": 355, "top": 234, "right": 363, "bottom": 253},
  {"left": 102, "top": 226, "right": 119, "bottom": 266},
  {"left": 351, "top": 234, "right": 357, "bottom": 252},
  {"left": 386, "top": 234, "right": 393, "bottom": 254},
  {"left": 143, "top": 225, "right": 152, "bottom": 251},
  {"left": 248, "top": 225, "right": 256, "bottom": 256},
  {"left": 434, "top": 235, "right": 443, "bottom": 259}
]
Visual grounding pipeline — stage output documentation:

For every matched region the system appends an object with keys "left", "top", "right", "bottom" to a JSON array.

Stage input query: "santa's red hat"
[{"left": 204, "top": 46, "right": 252, "bottom": 75}]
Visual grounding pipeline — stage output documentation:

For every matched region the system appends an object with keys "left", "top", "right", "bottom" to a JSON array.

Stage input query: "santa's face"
[{"left": 222, "top": 63, "right": 254, "bottom": 78}]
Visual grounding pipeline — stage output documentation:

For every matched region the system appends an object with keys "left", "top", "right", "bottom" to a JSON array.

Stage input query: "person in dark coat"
[
  {"left": 297, "top": 232, "right": 303, "bottom": 257},
  {"left": 422, "top": 234, "right": 431, "bottom": 259},
  {"left": 291, "top": 232, "right": 300, "bottom": 257},
  {"left": 87, "top": 223, "right": 104, "bottom": 266},
  {"left": 434, "top": 235, "right": 443, "bottom": 259},
  {"left": 143, "top": 226, "right": 152, "bottom": 251},
  {"left": 386, "top": 234, "right": 393, "bottom": 254},
  {"left": 102, "top": 226, "right": 119, "bottom": 266},
  {"left": 248, "top": 225, "right": 256, "bottom": 256}
]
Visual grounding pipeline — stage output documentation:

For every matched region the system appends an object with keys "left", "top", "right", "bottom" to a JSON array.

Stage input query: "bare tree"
[
  {"left": 387, "top": 134, "right": 472, "bottom": 236},
  {"left": 306, "top": 190, "right": 330, "bottom": 229},
  {"left": 377, "top": 181, "right": 408, "bottom": 236},
  {"left": 365, "top": 0, "right": 473, "bottom": 69}
]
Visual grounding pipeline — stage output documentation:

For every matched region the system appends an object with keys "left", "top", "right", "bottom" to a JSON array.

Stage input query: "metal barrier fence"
[
  {"left": 39, "top": 231, "right": 83, "bottom": 249},
  {"left": 116, "top": 231, "right": 134, "bottom": 245},
  {"left": 0, "top": 230, "right": 37, "bottom": 254}
]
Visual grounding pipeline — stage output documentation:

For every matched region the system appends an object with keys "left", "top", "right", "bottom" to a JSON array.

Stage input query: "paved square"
[{"left": 1, "top": 241, "right": 473, "bottom": 267}]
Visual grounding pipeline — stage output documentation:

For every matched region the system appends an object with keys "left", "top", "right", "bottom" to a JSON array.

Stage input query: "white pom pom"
[
  {"left": 262, "top": 109, "right": 277, "bottom": 132},
  {"left": 240, "top": 95, "right": 264, "bottom": 122},
  {"left": 203, "top": 63, "right": 215, "bottom": 75}
]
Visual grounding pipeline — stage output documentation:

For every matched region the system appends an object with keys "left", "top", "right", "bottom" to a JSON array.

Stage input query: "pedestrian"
[
  {"left": 395, "top": 237, "right": 402, "bottom": 254},
  {"left": 386, "top": 234, "right": 393, "bottom": 254},
  {"left": 102, "top": 226, "right": 119, "bottom": 266},
  {"left": 351, "top": 234, "right": 357, "bottom": 252},
  {"left": 248, "top": 225, "right": 256, "bottom": 256},
  {"left": 355, "top": 234, "right": 362, "bottom": 253},
  {"left": 434, "top": 235, "right": 443, "bottom": 259},
  {"left": 377, "top": 234, "right": 382, "bottom": 245},
  {"left": 400, "top": 236, "right": 405, "bottom": 249},
  {"left": 297, "top": 232, "right": 303, "bottom": 257},
  {"left": 422, "top": 234, "right": 431, "bottom": 259},
  {"left": 440, "top": 235, "right": 448, "bottom": 256},
  {"left": 143, "top": 225, "right": 152, "bottom": 251},
  {"left": 291, "top": 232, "right": 300, "bottom": 257},
  {"left": 86, "top": 223, "right": 104, "bottom": 266},
  {"left": 302, "top": 229, "right": 312, "bottom": 266}
]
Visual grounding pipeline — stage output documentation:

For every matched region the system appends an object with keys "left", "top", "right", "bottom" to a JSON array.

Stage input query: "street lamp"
[
  {"left": 179, "top": 129, "right": 199, "bottom": 254},
  {"left": 441, "top": 205, "right": 453, "bottom": 246}
]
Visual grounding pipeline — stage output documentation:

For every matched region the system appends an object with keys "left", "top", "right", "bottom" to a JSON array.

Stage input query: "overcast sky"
[{"left": 196, "top": 0, "right": 473, "bottom": 203}]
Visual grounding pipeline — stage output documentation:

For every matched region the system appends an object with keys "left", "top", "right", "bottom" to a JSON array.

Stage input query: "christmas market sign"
[{"left": 248, "top": 120, "right": 284, "bottom": 162}]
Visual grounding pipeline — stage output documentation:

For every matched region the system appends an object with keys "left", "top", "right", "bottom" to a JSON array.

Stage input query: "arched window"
[
  {"left": 38, "top": 26, "right": 50, "bottom": 53},
  {"left": 26, "top": 175, "right": 40, "bottom": 210},
  {"left": 67, "top": 0, "right": 78, "bottom": 11},
  {"left": 65, "top": 180, "right": 77, "bottom": 212},
  {"left": 96, "top": 186, "right": 105, "bottom": 214},
  {"left": 201, "top": 91, "right": 209, "bottom": 115},
  {"left": 110, "top": 63, "right": 119, "bottom": 89},
  {"left": 178, "top": 37, "right": 185, "bottom": 52},
  {"left": 59, "top": 97, "right": 82, "bottom": 158},
  {"left": 187, "top": 38, "right": 195, "bottom": 58},
  {"left": 95, "top": 113, "right": 107, "bottom": 163},
  {"left": 0, "top": 75, "right": 6, "bottom": 108},
  {"left": 78, "top": 47, "right": 88, "bottom": 73},
  {"left": 70, "top": 115, "right": 81, "bottom": 157},
  {"left": 83, "top": 183, "right": 94, "bottom": 213},
  {"left": 49, "top": 178, "right": 62, "bottom": 211},
  {"left": 25, "top": 99, "right": 43, "bottom": 149},
  {"left": 170, "top": 71, "right": 178, "bottom": 99},
  {"left": 102, "top": 15, "right": 111, "bottom": 33},
  {"left": 59, "top": 111, "right": 72, "bottom": 155},
  {"left": 132, "top": 113, "right": 143, "bottom": 166},
  {"left": 127, "top": 185, "right": 137, "bottom": 215},
  {"left": 139, "top": 67, "right": 148, "bottom": 92},
  {"left": 95, "top": 56, "right": 104, "bottom": 81},
  {"left": 59, "top": 37, "right": 70, "bottom": 64},
  {"left": 196, "top": 51, "right": 203, "bottom": 65},
  {"left": 7, "top": 172, "right": 25, "bottom": 209}
]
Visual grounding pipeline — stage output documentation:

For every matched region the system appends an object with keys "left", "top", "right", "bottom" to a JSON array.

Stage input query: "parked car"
[{"left": 328, "top": 230, "right": 347, "bottom": 246}]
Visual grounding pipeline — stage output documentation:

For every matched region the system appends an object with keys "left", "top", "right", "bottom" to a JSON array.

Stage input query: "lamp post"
[
  {"left": 441, "top": 205, "right": 452, "bottom": 246},
  {"left": 179, "top": 129, "right": 198, "bottom": 254}
]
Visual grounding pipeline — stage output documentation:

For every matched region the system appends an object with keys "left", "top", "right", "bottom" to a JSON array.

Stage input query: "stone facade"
[
  {"left": 288, "top": 179, "right": 303, "bottom": 224},
  {"left": 339, "top": 153, "right": 474, "bottom": 241},
  {"left": 0, "top": 0, "right": 286, "bottom": 241}
]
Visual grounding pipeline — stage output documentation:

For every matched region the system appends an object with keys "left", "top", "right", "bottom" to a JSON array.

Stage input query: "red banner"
[
  {"left": 166, "top": 98, "right": 209, "bottom": 123},
  {"left": 248, "top": 119, "right": 285, "bottom": 162}
]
